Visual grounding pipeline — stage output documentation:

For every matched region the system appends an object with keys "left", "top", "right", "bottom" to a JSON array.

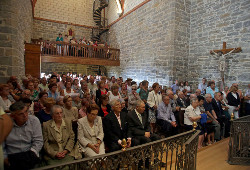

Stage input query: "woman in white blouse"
[
  {"left": 147, "top": 82, "right": 162, "bottom": 133},
  {"left": 108, "top": 83, "right": 122, "bottom": 103}
]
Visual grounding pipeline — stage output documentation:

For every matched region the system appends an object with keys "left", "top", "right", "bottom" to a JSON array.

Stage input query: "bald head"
[{"left": 166, "top": 90, "right": 174, "bottom": 99}]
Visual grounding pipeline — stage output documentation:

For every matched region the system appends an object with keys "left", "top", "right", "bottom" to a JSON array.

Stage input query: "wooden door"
[{"left": 25, "top": 43, "right": 41, "bottom": 78}]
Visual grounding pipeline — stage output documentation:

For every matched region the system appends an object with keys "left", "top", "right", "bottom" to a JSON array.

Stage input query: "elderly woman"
[
  {"left": 147, "top": 82, "right": 162, "bottom": 133},
  {"left": 43, "top": 105, "right": 80, "bottom": 165},
  {"left": 108, "top": 83, "right": 122, "bottom": 103},
  {"left": 36, "top": 97, "right": 56, "bottom": 124},
  {"left": 62, "top": 82, "right": 75, "bottom": 96},
  {"left": 227, "top": 85, "right": 241, "bottom": 119},
  {"left": 128, "top": 85, "right": 141, "bottom": 111},
  {"left": 98, "top": 94, "right": 111, "bottom": 117},
  {"left": 48, "top": 83, "right": 60, "bottom": 101},
  {"left": 184, "top": 97, "right": 206, "bottom": 149},
  {"left": 78, "top": 104, "right": 105, "bottom": 157},
  {"left": 62, "top": 95, "right": 78, "bottom": 122}
]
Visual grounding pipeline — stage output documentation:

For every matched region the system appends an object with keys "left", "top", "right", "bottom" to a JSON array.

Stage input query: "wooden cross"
[
  {"left": 210, "top": 42, "right": 241, "bottom": 55},
  {"left": 210, "top": 42, "right": 242, "bottom": 87}
]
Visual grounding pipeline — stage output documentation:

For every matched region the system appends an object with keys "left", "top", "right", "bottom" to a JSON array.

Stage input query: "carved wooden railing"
[
  {"left": 35, "top": 130, "right": 200, "bottom": 170},
  {"left": 228, "top": 115, "right": 250, "bottom": 165},
  {"left": 32, "top": 39, "right": 120, "bottom": 61}
]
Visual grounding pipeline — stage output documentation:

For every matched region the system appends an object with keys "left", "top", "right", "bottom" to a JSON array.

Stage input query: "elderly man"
[
  {"left": 4, "top": 101, "right": 43, "bottom": 169},
  {"left": 127, "top": 100, "right": 160, "bottom": 145},
  {"left": 103, "top": 99, "right": 136, "bottom": 152},
  {"left": 157, "top": 96, "right": 178, "bottom": 137},
  {"left": 88, "top": 76, "right": 98, "bottom": 97},
  {"left": 166, "top": 90, "right": 180, "bottom": 125},
  {"left": 176, "top": 91, "right": 188, "bottom": 108},
  {"left": 128, "top": 85, "right": 141, "bottom": 111},
  {"left": 212, "top": 92, "right": 230, "bottom": 138},
  {"left": 198, "top": 78, "right": 207, "bottom": 95},
  {"left": 203, "top": 94, "right": 221, "bottom": 141},
  {"left": 195, "top": 89, "right": 202, "bottom": 97}
]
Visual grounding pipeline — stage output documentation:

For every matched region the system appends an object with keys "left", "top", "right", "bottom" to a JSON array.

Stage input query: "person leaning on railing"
[
  {"left": 78, "top": 104, "right": 105, "bottom": 157},
  {"left": 43, "top": 105, "right": 81, "bottom": 165}
]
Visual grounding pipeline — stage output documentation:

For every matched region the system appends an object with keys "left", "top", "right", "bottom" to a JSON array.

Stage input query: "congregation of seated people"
[{"left": 0, "top": 74, "right": 249, "bottom": 169}]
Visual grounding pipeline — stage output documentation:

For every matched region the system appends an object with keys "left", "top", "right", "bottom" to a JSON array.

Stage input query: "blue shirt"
[
  {"left": 206, "top": 87, "right": 219, "bottom": 98},
  {"left": 47, "top": 90, "right": 60, "bottom": 101},
  {"left": 198, "top": 83, "right": 207, "bottom": 95},
  {"left": 4, "top": 115, "right": 43, "bottom": 158},
  {"left": 157, "top": 102, "right": 176, "bottom": 123},
  {"left": 171, "top": 84, "right": 179, "bottom": 94},
  {"left": 36, "top": 109, "right": 52, "bottom": 124}
]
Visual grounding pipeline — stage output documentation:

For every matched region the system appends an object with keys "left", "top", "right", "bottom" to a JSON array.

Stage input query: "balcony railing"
[
  {"left": 32, "top": 39, "right": 120, "bottom": 61},
  {"left": 35, "top": 130, "right": 200, "bottom": 170},
  {"left": 228, "top": 115, "right": 250, "bottom": 165}
]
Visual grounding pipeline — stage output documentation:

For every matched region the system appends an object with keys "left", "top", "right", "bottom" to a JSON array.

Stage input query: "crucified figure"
[{"left": 211, "top": 48, "right": 236, "bottom": 83}]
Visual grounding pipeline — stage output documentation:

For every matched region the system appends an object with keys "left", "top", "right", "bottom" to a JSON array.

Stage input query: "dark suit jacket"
[
  {"left": 176, "top": 97, "right": 187, "bottom": 108},
  {"left": 211, "top": 98, "right": 223, "bottom": 119},
  {"left": 103, "top": 111, "right": 128, "bottom": 146},
  {"left": 227, "top": 92, "right": 240, "bottom": 107},
  {"left": 98, "top": 104, "right": 111, "bottom": 117},
  {"left": 127, "top": 110, "right": 150, "bottom": 137}
]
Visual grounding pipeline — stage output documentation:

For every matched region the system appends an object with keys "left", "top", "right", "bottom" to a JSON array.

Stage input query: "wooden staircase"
[{"left": 92, "top": 0, "right": 109, "bottom": 42}]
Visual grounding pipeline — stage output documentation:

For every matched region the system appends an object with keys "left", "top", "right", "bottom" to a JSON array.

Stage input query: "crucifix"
[{"left": 210, "top": 42, "right": 241, "bottom": 85}]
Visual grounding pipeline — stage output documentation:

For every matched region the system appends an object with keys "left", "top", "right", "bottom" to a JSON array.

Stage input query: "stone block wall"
[
  {"left": 106, "top": 0, "right": 191, "bottom": 86},
  {"left": 0, "top": 0, "right": 33, "bottom": 83},
  {"left": 32, "top": 19, "right": 93, "bottom": 41},
  {"left": 41, "top": 63, "right": 88, "bottom": 75},
  {"left": 188, "top": 0, "right": 250, "bottom": 90},
  {"left": 34, "top": 0, "right": 95, "bottom": 27}
]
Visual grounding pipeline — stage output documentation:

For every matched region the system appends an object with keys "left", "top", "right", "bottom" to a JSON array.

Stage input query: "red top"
[
  {"left": 102, "top": 107, "right": 109, "bottom": 117},
  {"left": 101, "top": 90, "right": 107, "bottom": 95}
]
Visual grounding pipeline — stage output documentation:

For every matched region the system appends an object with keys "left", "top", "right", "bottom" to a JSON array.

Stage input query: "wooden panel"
[
  {"left": 25, "top": 43, "right": 41, "bottom": 78},
  {"left": 42, "top": 55, "right": 120, "bottom": 66}
]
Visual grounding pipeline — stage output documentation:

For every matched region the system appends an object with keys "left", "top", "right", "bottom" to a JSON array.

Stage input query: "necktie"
[{"left": 138, "top": 114, "right": 143, "bottom": 125}]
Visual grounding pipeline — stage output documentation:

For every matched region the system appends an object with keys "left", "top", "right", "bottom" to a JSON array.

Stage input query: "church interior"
[{"left": 0, "top": 0, "right": 249, "bottom": 169}]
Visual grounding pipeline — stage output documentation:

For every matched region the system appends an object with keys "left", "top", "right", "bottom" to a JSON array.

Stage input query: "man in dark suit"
[
  {"left": 103, "top": 99, "right": 137, "bottom": 152},
  {"left": 176, "top": 91, "right": 188, "bottom": 108},
  {"left": 127, "top": 100, "right": 160, "bottom": 145},
  {"left": 212, "top": 92, "right": 230, "bottom": 138}
]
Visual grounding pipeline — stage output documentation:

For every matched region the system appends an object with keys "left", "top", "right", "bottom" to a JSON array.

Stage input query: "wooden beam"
[{"left": 42, "top": 56, "right": 120, "bottom": 66}]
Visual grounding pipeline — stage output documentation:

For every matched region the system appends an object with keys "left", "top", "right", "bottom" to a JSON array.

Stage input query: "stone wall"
[
  {"left": 34, "top": 0, "right": 95, "bottom": 27},
  {"left": 41, "top": 63, "right": 104, "bottom": 76},
  {"left": 0, "top": 0, "right": 33, "bottom": 83},
  {"left": 41, "top": 63, "right": 88, "bottom": 75},
  {"left": 106, "top": 0, "right": 190, "bottom": 86},
  {"left": 107, "top": 0, "right": 148, "bottom": 25},
  {"left": 188, "top": 0, "right": 250, "bottom": 90},
  {"left": 32, "top": 19, "right": 93, "bottom": 41}
]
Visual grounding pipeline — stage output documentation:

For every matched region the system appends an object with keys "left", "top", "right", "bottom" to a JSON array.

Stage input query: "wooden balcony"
[{"left": 32, "top": 39, "right": 120, "bottom": 66}]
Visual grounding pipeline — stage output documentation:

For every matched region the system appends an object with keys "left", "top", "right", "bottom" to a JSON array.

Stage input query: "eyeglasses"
[{"left": 132, "top": 89, "right": 136, "bottom": 90}]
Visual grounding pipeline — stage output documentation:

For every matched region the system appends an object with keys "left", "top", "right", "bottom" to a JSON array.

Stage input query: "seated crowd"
[{"left": 0, "top": 74, "right": 249, "bottom": 169}]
